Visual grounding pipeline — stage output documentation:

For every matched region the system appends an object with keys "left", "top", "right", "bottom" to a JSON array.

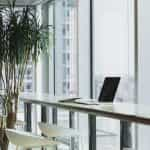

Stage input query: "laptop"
[
  {"left": 98, "top": 77, "right": 120, "bottom": 102},
  {"left": 75, "top": 77, "right": 120, "bottom": 105}
]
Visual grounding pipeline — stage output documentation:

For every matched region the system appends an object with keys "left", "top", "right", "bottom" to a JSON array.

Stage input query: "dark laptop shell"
[{"left": 98, "top": 77, "right": 120, "bottom": 102}]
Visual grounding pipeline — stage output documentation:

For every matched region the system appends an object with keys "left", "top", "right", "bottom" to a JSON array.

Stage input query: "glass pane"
[
  {"left": 54, "top": 0, "right": 78, "bottom": 97},
  {"left": 93, "top": 0, "right": 135, "bottom": 149},
  {"left": 22, "top": 60, "right": 33, "bottom": 93},
  {"left": 52, "top": 0, "right": 79, "bottom": 149}
]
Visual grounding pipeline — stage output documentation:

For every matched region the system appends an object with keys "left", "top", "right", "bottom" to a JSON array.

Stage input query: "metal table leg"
[
  {"left": 41, "top": 106, "right": 48, "bottom": 123},
  {"left": 24, "top": 103, "right": 32, "bottom": 150},
  {"left": 88, "top": 115, "right": 96, "bottom": 150},
  {"left": 24, "top": 103, "right": 32, "bottom": 132},
  {"left": 120, "top": 121, "right": 132, "bottom": 150},
  {"left": 52, "top": 108, "right": 57, "bottom": 150},
  {"left": 52, "top": 108, "right": 57, "bottom": 124},
  {"left": 69, "top": 111, "right": 75, "bottom": 150}
]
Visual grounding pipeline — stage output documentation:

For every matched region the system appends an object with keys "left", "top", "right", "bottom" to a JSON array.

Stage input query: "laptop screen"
[{"left": 98, "top": 77, "right": 120, "bottom": 102}]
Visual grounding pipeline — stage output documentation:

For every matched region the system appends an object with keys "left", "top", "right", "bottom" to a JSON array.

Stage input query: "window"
[
  {"left": 48, "top": 0, "right": 78, "bottom": 149},
  {"left": 54, "top": 0, "right": 78, "bottom": 97},
  {"left": 93, "top": 0, "right": 135, "bottom": 149}
]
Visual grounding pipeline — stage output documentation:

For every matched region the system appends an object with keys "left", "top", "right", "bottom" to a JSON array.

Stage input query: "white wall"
[
  {"left": 138, "top": 0, "right": 150, "bottom": 149},
  {"left": 36, "top": 4, "right": 49, "bottom": 94}
]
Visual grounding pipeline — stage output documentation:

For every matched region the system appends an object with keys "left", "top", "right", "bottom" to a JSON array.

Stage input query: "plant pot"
[{"left": 7, "top": 112, "right": 16, "bottom": 129}]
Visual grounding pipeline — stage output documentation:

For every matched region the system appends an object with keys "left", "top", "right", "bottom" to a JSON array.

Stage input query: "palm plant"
[{"left": 0, "top": 0, "right": 49, "bottom": 149}]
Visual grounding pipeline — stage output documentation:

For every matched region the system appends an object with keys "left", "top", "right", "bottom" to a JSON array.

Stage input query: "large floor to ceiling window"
[{"left": 17, "top": 0, "right": 136, "bottom": 150}]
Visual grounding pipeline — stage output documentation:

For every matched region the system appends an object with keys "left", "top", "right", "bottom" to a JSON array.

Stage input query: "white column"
[
  {"left": 41, "top": 3, "right": 49, "bottom": 93},
  {"left": 78, "top": 1, "right": 90, "bottom": 150},
  {"left": 36, "top": 3, "right": 49, "bottom": 94}
]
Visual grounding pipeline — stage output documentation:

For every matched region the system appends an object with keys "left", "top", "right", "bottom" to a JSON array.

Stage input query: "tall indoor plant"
[{"left": 0, "top": 0, "right": 48, "bottom": 149}]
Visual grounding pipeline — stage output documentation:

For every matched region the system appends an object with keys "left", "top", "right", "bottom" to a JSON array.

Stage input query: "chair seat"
[
  {"left": 6, "top": 129, "right": 59, "bottom": 148},
  {"left": 39, "top": 122, "right": 79, "bottom": 137}
]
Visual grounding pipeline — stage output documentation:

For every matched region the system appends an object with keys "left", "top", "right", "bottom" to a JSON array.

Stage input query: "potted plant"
[{"left": 0, "top": 0, "right": 49, "bottom": 149}]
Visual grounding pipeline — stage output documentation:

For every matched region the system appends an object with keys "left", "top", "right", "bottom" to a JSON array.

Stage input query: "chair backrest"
[{"left": 98, "top": 77, "right": 120, "bottom": 102}]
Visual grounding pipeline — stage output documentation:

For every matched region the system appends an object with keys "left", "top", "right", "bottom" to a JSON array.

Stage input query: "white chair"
[
  {"left": 38, "top": 122, "right": 82, "bottom": 150},
  {"left": 38, "top": 122, "right": 79, "bottom": 138},
  {"left": 6, "top": 129, "right": 60, "bottom": 149}
]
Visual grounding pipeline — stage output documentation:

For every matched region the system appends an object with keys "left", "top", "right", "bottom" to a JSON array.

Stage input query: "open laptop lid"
[{"left": 98, "top": 77, "right": 120, "bottom": 102}]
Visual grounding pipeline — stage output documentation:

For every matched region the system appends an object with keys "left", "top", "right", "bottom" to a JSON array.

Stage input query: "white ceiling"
[{"left": 0, "top": 0, "right": 39, "bottom": 5}]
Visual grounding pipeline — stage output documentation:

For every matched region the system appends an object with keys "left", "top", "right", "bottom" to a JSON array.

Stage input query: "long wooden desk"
[{"left": 20, "top": 93, "right": 150, "bottom": 125}]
